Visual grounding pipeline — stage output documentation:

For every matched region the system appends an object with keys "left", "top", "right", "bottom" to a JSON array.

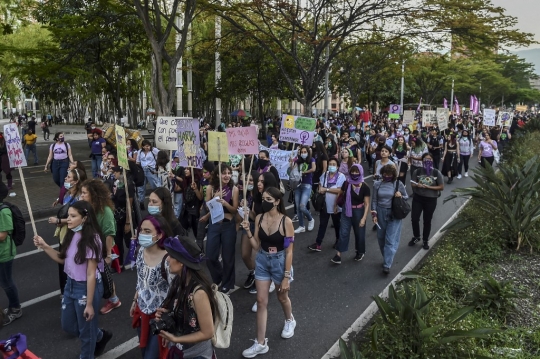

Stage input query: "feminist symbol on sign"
[
  {"left": 391, "top": 105, "right": 400, "bottom": 113},
  {"left": 299, "top": 131, "right": 309, "bottom": 144}
]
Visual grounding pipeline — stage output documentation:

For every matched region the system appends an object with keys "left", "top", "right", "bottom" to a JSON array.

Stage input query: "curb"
[{"left": 321, "top": 197, "right": 471, "bottom": 359}]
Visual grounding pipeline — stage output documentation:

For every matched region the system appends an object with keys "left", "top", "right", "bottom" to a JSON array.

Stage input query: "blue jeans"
[
  {"left": 206, "top": 220, "right": 237, "bottom": 290},
  {"left": 338, "top": 207, "right": 366, "bottom": 254},
  {"left": 137, "top": 326, "right": 160, "bottom": 359},
  {"left": 0, "top": 260, "right": 20, "bottom": 309},
  {"left": 91, "top": 155, "right": 102, "bottom": 178},
  {"left": 137, "top": 167, "right": 159, "bottom": 203},
  {"left": 24, "top": 143, "right": 38, "bottom": 164},
  {"left": 52, "top": 158, "right": 69, "bottom": 187},
  {"left": 294, "top": 184, "right": 313, "bottom": 227},
  {"left": 173, "top": 193, "right": 183, "bottom": 218},
  {"left": 62, "top": 277, "right": 104, "bottom": 359},
  {"left": 376, "top": 206, "right": 403, "bottom": 269}
]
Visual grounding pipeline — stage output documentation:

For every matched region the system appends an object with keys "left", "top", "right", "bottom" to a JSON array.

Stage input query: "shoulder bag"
[{"left": 391, "top": 180, "right": 411, "bottom": 219}]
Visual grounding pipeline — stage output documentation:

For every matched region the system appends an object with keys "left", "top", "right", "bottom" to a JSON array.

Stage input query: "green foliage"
[
  {"left": 467, "top": 276, "right": 522, "bottom": 321},
  {"left": 339, "top": 338, "right": 364, "bottom": 359}
]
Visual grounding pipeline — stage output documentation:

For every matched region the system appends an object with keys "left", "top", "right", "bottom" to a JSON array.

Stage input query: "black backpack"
[
  {"left": 0, "top": 202, "right": 26, "bottom": 246},
  {"left": 128, "top": 161, "right": 145, "bottom": 187}
]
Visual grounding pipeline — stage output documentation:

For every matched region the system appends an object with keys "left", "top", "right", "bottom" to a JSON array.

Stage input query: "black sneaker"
[
  {"left": 354, "top": 252, "right": 365, "bottom": 261},
  {"left": 249, "top": 284, "right": 257, "bottom": 294},
  {"left": 331, "top": 255, "right": 342, "bottom": 264},
  {"left": 94, "top": 329, "right": 113, "bottom": 356},
  {"left": 382, "top": 267, "right": 390, "bottom": 274},
  {"left": 408, "top": 237, "right": 421, "bottom": 246},
  {"left": 448, "top": 177, "right": 453, "bottom": 184},
  {"left": 423, "top": 241, "right": 430, "bottom": 250},
  {"left": 244, "top": 272, "right": 255, "bottom": 289},
  {"left": 2, "top": 307, "right": 22, "bottom": 326},
  {"left": 308, "top": 243, "right": 322, "bottom": 252},
  {"left": 372, "top": 224, "right": 377, "bottom": 231}
]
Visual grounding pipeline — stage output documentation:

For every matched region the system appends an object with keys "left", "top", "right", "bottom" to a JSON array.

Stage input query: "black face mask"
[
  {"left": 258, "top": 159, "right": 269, "bottom": 168},
  {"left": 261, "top": 199, "right": 274, "bottom": 213}
]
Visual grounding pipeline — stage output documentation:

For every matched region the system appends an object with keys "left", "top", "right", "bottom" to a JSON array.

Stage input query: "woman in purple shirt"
[
  {"left": 90, "top": 132, "right": 107, "bottom": 178},
  {"left": 44, "top": 132, "right": 75, "bottom": 187},
  {"left": 478, "top": 132, "right": 498, "bottom": 168}
]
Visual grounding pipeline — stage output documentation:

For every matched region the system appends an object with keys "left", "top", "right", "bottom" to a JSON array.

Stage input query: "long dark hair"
[
  {"left": 81, "top": 179, "right": 115, "bottom": 214},
  {"left": 254, "top": 171, "right": 278, "bottom": 204},
  {"left": 70, "top": 168, "right": 88, "bottom": 197},
  {"left": 127, "top": 138, "right": 139, "bottom": 151},
  {"left": 152, "top": 187, "right": 177, "bottom": 225},
  {"left": 157, "top": 150, "right": 169, "bottom": 169},
  {"left": 137, "top": 214, "right": 172, "bottom": 249},
  {"left": 297, "top": 145, "right": 312, "bottom": 165},
  {"left": 59, "top": 201, "right": 105, "bottom": 264},
  {"left": 210, "top": 163, "right": 234, "bottom": 190},
  {"left": 263, "top": 187, "right": 286, "bottom": 214}
]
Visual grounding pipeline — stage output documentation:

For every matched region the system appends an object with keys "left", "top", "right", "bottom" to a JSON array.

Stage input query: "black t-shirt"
[
  {"left": 341, "top": 181, "right": 371, "bottom": 206},
  {"left": 27, "top": 120, "right": 36, "bottom": 133}
]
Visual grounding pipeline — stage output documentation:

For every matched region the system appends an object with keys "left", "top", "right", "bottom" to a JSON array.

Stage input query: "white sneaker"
[
  {"left": 242, "top": 339, "right": 269, "bottom": 358},
  {"left": 281, "top": 315, "right": 296, "bottom": 339},
  {"left": 465, "top": 172, "right": 469, "bottom": 177},
  {"left": 291, "top": 215, "right": 298, "bottom": 222},
  {"left": 294, "top": 226, "right": 305, "bottom": 234},
  {"left": 269, "top": 281, "right": 276, "bottom": 293},
  {"left": 251, "top": 302, "right": 257, "bottom": 313},
  {"left": 457, "top": 174, "right": 462, "bottom": 179},
  {"left": 307, "top": 218, "right": 315, "bottom": 231}
]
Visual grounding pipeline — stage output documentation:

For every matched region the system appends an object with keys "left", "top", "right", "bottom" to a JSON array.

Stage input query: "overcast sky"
[{"left": 491, "top": 0, "right": 540, "bottom": 49}]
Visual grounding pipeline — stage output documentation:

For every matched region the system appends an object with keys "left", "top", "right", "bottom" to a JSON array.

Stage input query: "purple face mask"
[
  {"left": 423, "top": 160, "right": 434, "bottom": 176},
  {"left": 382, "top": 176, "right": 393, "bottom": 182}
]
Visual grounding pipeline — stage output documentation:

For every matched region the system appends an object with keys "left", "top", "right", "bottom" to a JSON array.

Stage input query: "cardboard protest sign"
[
  {"left": 403, "top": 110, "right": 415, "bottom": 125},
  {"left": 226, "top": 126, "right": 259, "bottom": 155},
  {"left": 156, "top": 117, "right": 184, "bottom": 150},
  {"left": 259, "top": 144, "right": 295, "bottom": 180},
  {"left": 4, "top": 124, "right": 26, "bottom": 168},
  {"left": 515, "top": 105, "right": 527, "bottom": 112},
  {"left": 208, "top": 131, "right": 229, "bottom": 162},
  {"left": 422, "top": 110, "right": 436, "bottom": 127},
  {"left": 176, "top": 118, "right": 203, "bottom": 168},
  {"left": 279, "top": 114, "right": 316, "bottom": 145},
  {"left": 498, "top": 112, "right": 512, "bottom": 127},
  {"left": 389, "top": 104, "right": 401, "bottom": 119},
  {"left": 483, "top": 109, "right": 496, "bottom": 126},
  {"left": 436, "top": 108, "right": 449, "bottom": 131},
  {"left": 115, "top": 125, "right": 129, "bottom": 168}
]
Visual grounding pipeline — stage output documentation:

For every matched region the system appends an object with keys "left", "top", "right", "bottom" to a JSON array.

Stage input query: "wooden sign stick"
[
  {"left": 123, "top": 168, "right": 135, "bottom": 235},
  {"left": 244, "top": 154, "right": 255, "bottom": 217},
  {"left": 218, "top": 137, "right": 223, "bottom": 197},
  {"left": 18, "top": 167, "right": 36, "bottom": 236}
]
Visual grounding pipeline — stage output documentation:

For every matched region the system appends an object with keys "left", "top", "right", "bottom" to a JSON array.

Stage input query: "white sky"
[{"left": 491, "top": 0, "right": 540, "bottom": 49}]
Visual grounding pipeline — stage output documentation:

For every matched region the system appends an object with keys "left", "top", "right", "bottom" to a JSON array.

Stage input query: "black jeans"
[
  {"left": 411, "top": 194, "right": 438, "bottom": 241},
  {"left": 315, "top": 210, "right": 341, "bottom": 245},
  {"left": 397, "top": 161, "right": 408, "bottom": 186},
  {"left": 457, "top": 154, "right": 470, "bottom": 174},
  {"left": 429, "top": 152, "right": 441, "bottom": 170},
  {"left": 481, "top": 156, "right": 494, "bottom": 168}
]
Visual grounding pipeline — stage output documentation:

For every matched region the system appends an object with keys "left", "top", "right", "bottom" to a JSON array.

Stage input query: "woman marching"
[
  {"left": 457, "top": 129, "right": 473, "bottom": 178},
  {"left": 441, "top": 134, "right": 460, "bottom": 184},
  {"left": 241, "top": 187, "right": 296, "bottom": 358},
  {"left": 478, "top": 132, "right": 498, "bottom": 168},
  {"left": 292, "top": 145, "right": 316, "bottom": 234},
  {"left": 371, "top": 164, "right": 408, "bottom": 274},
  {"left": 44, "top": 132, "right": 75, "bottom": 187},
  {"left": 34, "top": 201, "right": 113, "bottom": 358},
  {"left": 392, "top": 136, "right": 410, "bottom": 185}
]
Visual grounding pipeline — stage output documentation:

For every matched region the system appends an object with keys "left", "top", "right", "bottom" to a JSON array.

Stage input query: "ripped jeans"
[{"left": 62, "top": 276, "right": 104, "bottom": 359}]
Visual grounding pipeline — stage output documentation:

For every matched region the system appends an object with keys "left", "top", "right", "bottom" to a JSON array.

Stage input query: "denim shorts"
[{"left": 255, "top": 249, "right": 294, "bottom": 284}]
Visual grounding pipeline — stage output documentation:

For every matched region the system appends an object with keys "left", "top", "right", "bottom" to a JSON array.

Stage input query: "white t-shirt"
[{"left": 320, "top": 172, "right": 346, "bottom": 213}]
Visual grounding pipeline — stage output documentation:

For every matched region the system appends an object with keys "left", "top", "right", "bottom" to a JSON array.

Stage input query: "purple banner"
[{"left": 176, "top": 118, "right": 203, "bottom": 169}]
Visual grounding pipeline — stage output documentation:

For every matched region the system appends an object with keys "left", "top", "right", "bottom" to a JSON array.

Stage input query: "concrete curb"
[{"left": 321, "top": 197, "right": 471, "bottom": 359}]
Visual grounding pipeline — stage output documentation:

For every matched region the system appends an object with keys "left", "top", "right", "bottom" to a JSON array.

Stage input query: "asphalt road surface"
[{"left": 2, "top": 148, "right": 476, "bottom": 359}]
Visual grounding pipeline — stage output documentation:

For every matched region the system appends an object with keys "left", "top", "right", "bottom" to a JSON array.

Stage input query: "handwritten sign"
[
  {"left": 156, "top": 117, "right": 185, "bottom": 151},
  {"left": 279, "top": 114, "right": 316, "bottom": 145},
  {"left": 176, "top": 118, "right": 202, "bottom": 168},
  {"left": 226, "top": 126, "right": 258, "bottom": 155},
  {"left": 115, "top": 125, "right": 129, "bottom": 168},
  {"left": 4, "top": 124, "right": 26, "bottom": 167},
  {"left": 499, "top": 112, "right": 512, "bottom": 127},
  {"left": 436, "top": 108, "right": 449, "bottom": 131},
  {"left": 422, "top": 110, "right": 436, "bottom": 127},
  {"left": 483, "top": 109, "right": 496, "bottom": 126},
  {"left": 403, "top": 110, "right": 415, "bottom": 125},
  {"left": 208, "top": 131, "right": 229, "bottom": 162},
  {"left": 389, "top": 104, "right": 401, "bottom": 119},
  {"left": 515, "top": 105, "right": 527, "bottom": 112},
  {"left": 259, "top": 144, "right": 295, "bottom": 180}
]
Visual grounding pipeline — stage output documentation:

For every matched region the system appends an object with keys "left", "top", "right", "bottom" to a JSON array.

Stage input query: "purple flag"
[
  {"left": 454, "top": 97, "right": 460, "bottom": 115},
  {"left": 417, "top": 97, "right": 422, "bottom": 112},
  {"left": 474, "top": 96, "right": 479, "bottom": 114},
  {"left": 443, "top": 98, "right": 448, "bottom": 109},
  {"left": 470, "top": 95, "right": 474, "bottom": 113}
]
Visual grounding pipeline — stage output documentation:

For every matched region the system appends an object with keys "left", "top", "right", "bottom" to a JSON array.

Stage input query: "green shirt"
[
  {"left": 0, "top": 206, "right": 15, "bottom": 262},
  {"left": 96, "top": 206, "right": 116, "bottom": 238}
]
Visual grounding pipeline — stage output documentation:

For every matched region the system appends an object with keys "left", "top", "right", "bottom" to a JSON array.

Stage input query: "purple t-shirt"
[
  {"left": 480, "top": 140, "right": 497, "bottom": 157},
  {"left": 91, "top": 138, "right": 106, "bottom": 155},
  {"left": 50, "top": 143, "right": 70, "bottom": 160},
  {"left": 64, "top": 232, "right": 103, "bottom": 281},
  {"left": 295, "top": 157, "right": 316, "bottom": 185}
]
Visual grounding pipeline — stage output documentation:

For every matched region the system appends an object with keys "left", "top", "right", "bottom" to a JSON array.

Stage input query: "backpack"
[
  {"left": 128, "top": 161, "right": 145, "bottom": 187},
  {"left": 0, "top": 202, "right": 26, "bottom": 246},
  {"left": 210, "top": 284, "right": 233, "bottom": 348}
]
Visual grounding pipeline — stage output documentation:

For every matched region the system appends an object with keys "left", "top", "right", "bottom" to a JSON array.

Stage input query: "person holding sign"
[
  {"left": 205, "top": 164, "right": 239, "bottom": 295},
  {"left": 291, "top": 146, "right": 316, "bottom": 234}
]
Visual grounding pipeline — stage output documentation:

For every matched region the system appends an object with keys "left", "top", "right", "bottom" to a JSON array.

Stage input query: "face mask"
[
  {"left": 148, "top": 205, "right": 161, "bottom": 215},
  {"left": 59, "top": 138, "right": 65, "bottom": 142},
  {"left": 64, "top": 182, "right": 72, "bottom": 189},
  {"left": 405, "top": 131, "right": 409, "bottom": 134},
  {"left": 423, "top": 160, "right": 434, "bottom": 175},
  {"left": 300, "top": 153, "right": 308, "bottom": 159},
  {"left": 71, "top": 223, "right": 84, "bottom": 232},
  {"left": 138, "top": 233, "right": 156, "bottom": 248},
  {"left": 258, "top": 159, "right": 269, "bottom": 168},
  {"left": 350, "top": 173, "right": 360, "bottom": 181},
  {"left": 327, "top": 143, "right": 332, "bottom": 148},
  {"left": 247, "top": 184, "right": 254, "bottom": 191},
  {"left": 328, "top": 165, "right": 337, "bottom": 173},
  {"left": 383, "top": 176, "right": 393, "bottom": 182},
  {"left": 261, "top": 199, "right": 274, "bottom": 213},
  {"left": 91, "top": 126, "right": 96, "bottom": 130}
]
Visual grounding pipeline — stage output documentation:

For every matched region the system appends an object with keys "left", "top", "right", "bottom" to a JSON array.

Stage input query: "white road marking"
[
  {"left": 15, "top": 244, "right": 58, "bottom": 259},
  {"left": 98, "top": 336, "right": 139, "bottom": 359},
  {"left": 21, "top": 290, "right": 61, "bottom": 309}
]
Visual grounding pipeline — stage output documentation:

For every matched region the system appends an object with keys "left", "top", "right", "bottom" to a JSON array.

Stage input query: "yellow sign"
[
  {"left": 515, "top": 105, "right": 527, "bottom": 112},
  {"left": 115, "top": 126, "right": 129, "bottom": 168},
  {"left": 208, "top": 131, "right": 229, "bottom": 162}
]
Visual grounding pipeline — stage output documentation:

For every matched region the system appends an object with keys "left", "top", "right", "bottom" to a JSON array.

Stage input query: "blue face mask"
[
  {"left": 138, "top": 233, "right": 156, "bottom": 248},
  {"left": 71, "top": 223, "right": 83, "bottom": 232},
  {"left": 147, "top": 205, "right": 160, "bottom": 215},
  {"left": 64, "top": 182, "right": 72, "bottom": 190},
  {"left": 328, "top": 165, "right": 337, "bottom": 173},
  {"left": 301, "top": 154, "right": 308, "bottom": 159}
]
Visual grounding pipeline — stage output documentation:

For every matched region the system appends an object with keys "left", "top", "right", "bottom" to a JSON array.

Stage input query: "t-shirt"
[
  {"left": 340, "top": 181, "right": 370, "bottom": 207},
  {"left": 64, "top": 232, "right": 103, "bottom": 281},
  {"left": 320, "top": 172, "right": 346, "bottom": 213},
  {"left": 296, "top": 157, "right": 316, "bottom": 185},
  {"left": 50, "top": 143, "right": 70, "bottom": 160},
  {"left": 91, "top": 137, "right": 106, "bottom": 155},
  {"left": 27, "top": 120, "right": 36, "bottom": 133},
  {"left": 24, "top": 133, "right": 37, "bottom": 145},
  {"left": 90, "top": 128, "right": 103, "bottom": 137},
  {"left": 412, "top": 168, "right": 444, "bottom": 198},
  {"left": 96, "top": 206, "right": 116, "bottom": 238},
  {"left": 0, "top": 206, "right": 14, "bottom": 263},
  {"left": 480, "top": 140, "right": 497, "bottom": 157},
  {"left": 135, "top": 249, "right": 173, "bottom": 315}
]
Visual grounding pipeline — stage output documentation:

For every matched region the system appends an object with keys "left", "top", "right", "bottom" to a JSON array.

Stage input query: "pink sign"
[
  {"left": 4, "top": 124, "right": 27, "bottom": 168},
  {"left": 226, "top": 126, "right": 259, "bottom": 155}
]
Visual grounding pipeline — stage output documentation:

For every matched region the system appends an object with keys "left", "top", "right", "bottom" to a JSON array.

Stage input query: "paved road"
[{"left": 2, "top": 157, "right": 476, "bottom": 358}]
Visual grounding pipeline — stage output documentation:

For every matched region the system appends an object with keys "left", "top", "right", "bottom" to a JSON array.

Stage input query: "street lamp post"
[{"left": 400, "top": 60, "right": 405, "bottom": 115}]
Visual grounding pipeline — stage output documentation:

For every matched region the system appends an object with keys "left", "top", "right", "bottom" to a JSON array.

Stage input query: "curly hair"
[
  {"left": 380, "top": 163, "right": 398, "bottom": 181},
  {"left": 81, "top": 179, "right": 115, "bottom": 214},
  {"left": 210, "top": 163, "right": 234, "bottom": 190}
]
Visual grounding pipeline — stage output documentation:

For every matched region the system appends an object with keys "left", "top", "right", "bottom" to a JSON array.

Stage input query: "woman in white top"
[
  {"left": 374, "top": 145, "right": 396, "bottom": 180},
  {"left": 136, "top": 139, "right": 160, "bottom": 206}
]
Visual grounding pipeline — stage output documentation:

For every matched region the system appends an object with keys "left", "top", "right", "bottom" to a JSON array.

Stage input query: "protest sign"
[
  {"left": 226, "top": 126, "right": 259, "bottom": 155},
  {"left": 176, "top": 118, "right": 203, "bottom": 168},
  {"left": 156, "top": 117, "right": 184, "bottom": 151},
  {"left": 259, "top": 144, "right": 295, "bottom": 180},
  {"left": 279, "top": 114, "right": 316, "bottom": 145},
  {"left": 4, "top": 124, "right": 26, "bottom": 168},
  {"left": 403, "top": 110, "right": 415, "bottom": 125},
  {"left": 206, "top": 197, "right": 225, "bottom": 224},
  {"left": 208, "top": 131, "right": 229, "bottom": 162},
  {"left": 515, "top": 105, "right": 527, "bottom": 112},
  {"left": 389, "top": 104, "right": 401, "bottom": 119},
  {"left": 115, "top": 125, "right": 129, "bottom": 168},
  {"left": 483, "top": 109, "right": 496, "bottom": 126},
  {"left": 498, "top": 112, "right": 512, "bottom": 127},
  {"left": 422, "top": 110, "right": 436, "bottom": 127},
  {"left": 436, "top": 108, "right": 449, "bottom": 131}
]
